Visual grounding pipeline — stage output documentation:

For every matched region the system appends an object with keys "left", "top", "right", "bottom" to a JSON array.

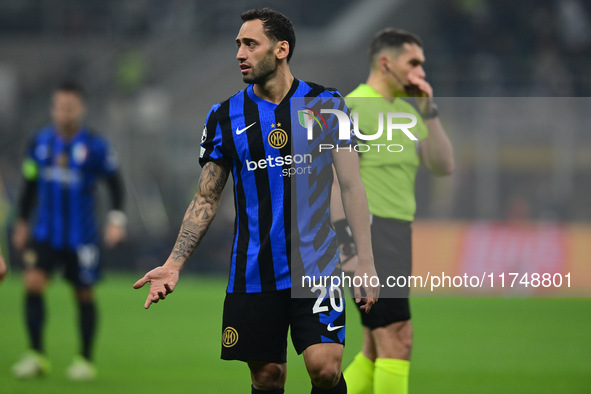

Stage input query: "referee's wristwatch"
[{"left": 421, "top": 102, "right": 439, "bottom": 119}]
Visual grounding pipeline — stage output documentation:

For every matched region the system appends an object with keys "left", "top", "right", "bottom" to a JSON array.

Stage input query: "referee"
[{"left": 331, "top": 29, "right": 454, "bottom": 393}]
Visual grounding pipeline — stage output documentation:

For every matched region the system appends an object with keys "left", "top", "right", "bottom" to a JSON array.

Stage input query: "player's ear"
[
  {"left": 78, "top": 99, "right": 87, "bottom": 119},
  {"left": 378, "top": 55, "right": 390, "bottom": 74},
  {"left": 275, "top": 40, "right": 289, "bottom": 61}
]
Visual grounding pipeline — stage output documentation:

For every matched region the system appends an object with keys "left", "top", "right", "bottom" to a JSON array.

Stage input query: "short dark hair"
[
  {"left": 241, "top": 8, "right": 296, "bottom": 62},
  {"left": 55, "top": 81, "right": 85, "bottom": 99},
  {"left": 369, "top": 28, "right": 423, "bottom": 66}
]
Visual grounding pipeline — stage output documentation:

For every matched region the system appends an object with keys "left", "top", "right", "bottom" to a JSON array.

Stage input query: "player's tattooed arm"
[
  {"left": 133, "top": 160, "right": 230, "bottom": 308},
  {"left": 169, "top": 160, "right": 230, "bottom": 267},
  {"left": 332, "top": 148, "right": 380, "bottom": 312}
]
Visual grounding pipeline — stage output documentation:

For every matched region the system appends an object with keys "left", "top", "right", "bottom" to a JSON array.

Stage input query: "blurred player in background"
[
  {"left": 11, "top": 82, "right": 126, "bottom": 380},
  {"left": 0, "top": 245, "right": 7, "bottom": 283},
  {"left": 331, "top": 29, "right": 454, "bottom": 393},
  {"left": 134, "top": 8, "right": 378, "bottom": 394}
]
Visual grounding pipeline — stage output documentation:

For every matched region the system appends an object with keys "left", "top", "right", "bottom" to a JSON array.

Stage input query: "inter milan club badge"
[
  {"left": 268, "top": 123, "right": 288, "bottom": 149},
  {"left": 222, "top": 327, "right": 239, "bottom": 348},
  {"left": 72, "top": 142, "right": 88, "bottom": 165},
  {"left": 57, "top": 152, "right": 68, "bottom": 167}
]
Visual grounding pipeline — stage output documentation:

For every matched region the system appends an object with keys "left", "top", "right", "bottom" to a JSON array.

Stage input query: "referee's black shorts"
[{"left": 355, "top": 215, "right": 412, "bottom": 329}]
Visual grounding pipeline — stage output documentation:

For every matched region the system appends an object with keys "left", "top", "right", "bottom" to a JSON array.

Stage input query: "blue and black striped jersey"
[
  {"left": 200, "top": 79, "right": 353, "bottom": 294},
  {"left": 23, "top": 126, "right": 119, "bottom": 250}
]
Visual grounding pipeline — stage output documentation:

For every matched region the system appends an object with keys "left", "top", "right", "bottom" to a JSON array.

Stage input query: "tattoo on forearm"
[
  {"left": 171, "top": 161, "right": 230, "bottom": 262},
  {"left": 173, "top": 223, "right": 200, "bottom": 261}
]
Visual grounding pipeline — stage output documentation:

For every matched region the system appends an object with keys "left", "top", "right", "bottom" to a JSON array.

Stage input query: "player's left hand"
[
  {"left": 133, "top": 266, "right": 180, "bottom": 309},
  {"left": 341, "top": 254, "right": 358, "bottom": 276},
  {"left": 104, "top": 223, "right": 126, "bottom": 248},
  {"left": 352, "top": 257, "right": 380, "bottom": 314}
]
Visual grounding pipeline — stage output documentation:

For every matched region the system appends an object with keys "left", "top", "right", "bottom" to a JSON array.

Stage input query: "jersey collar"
[
  {"left": 246, "top": 78, "right": 300, "bottom": 109},
  {"left": 356, "top": 84, "right": 382, "bottom": 98},
  {"left": 52, "top": 125, "right": 89, "bottom": 144}
]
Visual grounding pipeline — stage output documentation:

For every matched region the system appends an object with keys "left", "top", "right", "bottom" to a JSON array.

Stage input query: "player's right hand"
[
  {"left": 133, "top": 266, "right": 180, "bottom": 309},
  {"left": 12, "top": 220, "right": 29, "bottom": 252},
  {"left": 104, "top": 222, "right": 126, "bottom": 249}
]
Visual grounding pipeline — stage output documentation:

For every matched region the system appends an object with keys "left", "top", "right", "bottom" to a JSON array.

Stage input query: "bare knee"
[
  {"left": 248, "top": 362, "right": 286, "bottom": 390},
  {"left": 24, "top": 269, "right": 48, "bottom": 294},
  {"left": 308, "top": 363, "right": 342, "bottom": 390},
  {"left": 75, "top": 287, "right": 94, "bottom": 303},
  {"left": 304, "top": 344, "right": 343, "bottom": 390},
  {"left": 397, "top": 320, "right": 413, "bottom": 351},
  {"left": 373, "top": 320, "right": 413, "bottom": 360},
  {"left": 362, "top": 327, "right": 377, "bottom": 361}
]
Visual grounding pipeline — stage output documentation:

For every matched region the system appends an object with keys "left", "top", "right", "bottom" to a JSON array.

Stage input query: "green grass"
[{"left": 0, "top": 272, "right": 590, "bottom": 393}]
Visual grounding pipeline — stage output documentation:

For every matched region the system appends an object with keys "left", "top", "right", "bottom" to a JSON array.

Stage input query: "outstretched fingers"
[
  {"left": 133, "top": 275, "right": 149, "bottom": 289},
  {"left": 353, "top": 285, "right": 362, "bottom": 304},
  {"left": 356, "top": 281, "right": 379, "bottom": 314},
  {"left": 134, "top": 266, "right": 180, "bottom": 309}
]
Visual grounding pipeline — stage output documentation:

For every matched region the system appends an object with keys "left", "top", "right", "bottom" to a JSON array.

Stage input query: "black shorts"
[
  {"left": 23, "top": 241, "right": 101, "bottom": 287},
  {"left": 221, "top": 288, "right": 346, "bottom": 363},
  {"left": 356, "top": 216, "right": 412, "bottom": 329}
]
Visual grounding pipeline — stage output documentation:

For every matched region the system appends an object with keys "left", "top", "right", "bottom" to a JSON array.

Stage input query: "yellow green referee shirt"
[{"left": 346, "top": 84, "right": 428, "bottom": 221}]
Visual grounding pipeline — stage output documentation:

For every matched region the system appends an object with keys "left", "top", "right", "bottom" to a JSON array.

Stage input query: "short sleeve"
[
  {"left": 416, "top": 116, "right": 429, "bottom": 141},
  {"left": 328, "top": 91, "right": 355, "bottom": 148},
  {"left": 400, "top": 98, "right": 429, "bottom": 141},
  {"left": 199, "top": 104, "right": 226, "bottom": 167}
]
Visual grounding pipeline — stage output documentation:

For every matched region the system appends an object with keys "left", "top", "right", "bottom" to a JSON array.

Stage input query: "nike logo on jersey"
[
  {"left": 326, "top": 324, "right": 344, "bottom": 332},
  {"left": 236, "top": 122, "right": 257, "bottom": 135}
]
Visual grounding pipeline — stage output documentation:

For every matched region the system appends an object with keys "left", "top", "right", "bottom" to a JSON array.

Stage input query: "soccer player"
[
  {"left": 331, "top": 29, "right": 454, "bottom": 393},
  {"left": 134, "top": 8, "right": 378, "bottom": 394},
  {"left": 0, "top": 245, "right": 7, "bottom": 284},
  {"left": 11, "top": 82, "right": 126, "bottom": 380}
]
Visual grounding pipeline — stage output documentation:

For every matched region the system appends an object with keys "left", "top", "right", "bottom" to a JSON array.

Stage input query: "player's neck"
[
  {"left": 56, "top": 124, "right": 82, "bottom": 141},
  {"left": 366, "top": 74, "right": 405, "bottom": 101},
  {"left": 253, "top": 68, "right": 294, "bottom": 104}
]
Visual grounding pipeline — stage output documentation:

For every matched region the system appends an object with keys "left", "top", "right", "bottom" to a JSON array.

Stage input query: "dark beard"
[{"left": 242, "top": 50, "right": 277, "bottom": 84}]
